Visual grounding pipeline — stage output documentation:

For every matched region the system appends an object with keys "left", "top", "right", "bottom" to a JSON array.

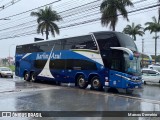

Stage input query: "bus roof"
[{"left": 16, "top": 31, "right": 126, "bottom": 47}]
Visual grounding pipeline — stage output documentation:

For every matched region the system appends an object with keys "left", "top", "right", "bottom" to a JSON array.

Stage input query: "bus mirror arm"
[
  {"left": 110, "top": 47, "right": 133, "bottom": 60},
  {"left": 139, "top": 52, "right": 152, "bottom": 64}
]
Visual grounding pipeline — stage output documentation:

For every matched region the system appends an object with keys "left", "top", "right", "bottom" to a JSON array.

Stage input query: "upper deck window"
[
  {"left": 62, "top": 35, "right": 97, "bottom": 50},
  {"left": 95, "top": 33, "right": 120, "bottom": 50},
  {"left": 16, "top": 35, "right": 98, "bottom": 54}
]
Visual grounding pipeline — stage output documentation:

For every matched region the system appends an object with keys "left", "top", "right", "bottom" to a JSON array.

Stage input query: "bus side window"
[
  {"left": 50, "top": 60, "right": 65, "bottom": 70},
  {"left": 34, "top": 60, "right": 47, "bottom": 69},
  {"left": 63, "top": 35, "right": 97, "bottom": 50},
  {"left": 66, "top": 59, "right": 73, "bottom": 70}
]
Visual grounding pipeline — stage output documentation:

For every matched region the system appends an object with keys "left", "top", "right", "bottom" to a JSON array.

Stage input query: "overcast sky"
[{"left": 0, "top": 0, "right": 159, "bottom": 58}]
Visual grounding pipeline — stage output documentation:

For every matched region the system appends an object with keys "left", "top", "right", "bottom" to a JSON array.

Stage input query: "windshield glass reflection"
[{"left": 124, "top": 54, "right": 141, "bottom": 76}]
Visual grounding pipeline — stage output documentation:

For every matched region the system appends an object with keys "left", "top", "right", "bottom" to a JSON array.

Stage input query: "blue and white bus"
[{"left": 15, "top": 31, "right": 145, "bottom": 93}]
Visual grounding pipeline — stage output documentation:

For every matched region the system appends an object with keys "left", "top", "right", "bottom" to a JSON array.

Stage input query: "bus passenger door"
[{"left": 109, "top": 70, "right": 122, "bottom": 88}]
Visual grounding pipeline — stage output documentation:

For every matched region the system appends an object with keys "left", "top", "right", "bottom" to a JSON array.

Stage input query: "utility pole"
[
  {"left": 158, "top": 0, "right": 160, "bottom": 22},
  {"left": 153, "top": 35, "right": 159, "bottom": 63},
  {"left": 9, "top": 44, "right": 15, "bottom": 66},
  {"left": 142, "top": 38, "right": 144, "bottom": 67}
]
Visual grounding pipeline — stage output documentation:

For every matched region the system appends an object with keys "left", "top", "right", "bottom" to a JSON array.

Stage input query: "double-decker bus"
[{"left": 15, "top": 31, "right": 147, "bottom": 93}]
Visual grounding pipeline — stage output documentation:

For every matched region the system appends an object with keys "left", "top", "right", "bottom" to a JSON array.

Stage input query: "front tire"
[
  {"left": 24, "top": 72, "right": 30, "bottom": 81},
  {"left": 77, "top": 75, "right": 88, "bottom": 89},
  {"left": 91, "top": 76, "right": 103, "bottom": 91}
]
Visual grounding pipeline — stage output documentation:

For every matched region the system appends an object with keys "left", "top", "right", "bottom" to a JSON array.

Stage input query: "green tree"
[
  {"left": 100, "top": 0, "right": 133, "bottom": 31},
  {"left": 144, "top": 16, "right": 160, "bottom": 63},
  {"left": 31, "top": 6, "right": 62, "bottom": 40},
  {"left": 2, "top": 58, "right": 8, "bottom": 66},
  {"left": 123, "top": 22, "right": 144, "bottom": 40}
]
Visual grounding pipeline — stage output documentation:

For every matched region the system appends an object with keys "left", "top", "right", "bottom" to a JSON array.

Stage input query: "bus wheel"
[
  {"left": 24, "top": 72, "right": 30, "bottom": 81},
  {"left": 30, "top": 72, "right": 36, "bottom": 82},
  {"left": 91, "top": 76, "right": 103, "bottom": 91},
  {"left": 77, "top": 75, "right": 88, "bottom": 89}
]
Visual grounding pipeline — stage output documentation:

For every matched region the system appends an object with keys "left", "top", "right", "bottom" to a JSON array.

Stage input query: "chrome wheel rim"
[
  {"left": 31, "top": 74, "right": 35, "bottom": 81},
  {"left": 78, "top": 77, "right": 85, "bottom": 87},
  {"left": 24, "top": 74, "right": 28, "bottom": 80},
  {"left": 92, "top": 79, "right": 100, "bottom": 88}
]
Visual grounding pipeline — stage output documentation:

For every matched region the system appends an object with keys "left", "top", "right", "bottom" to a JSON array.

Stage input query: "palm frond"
[
  {"left": 30, "top": 6, "right": 62, "bottom": 39},
  {"left": 123, "top": 22, "right": 144, "bottom": 40},
  {"left": 100, "top": 0, "right": 133, "bottom": 31}
]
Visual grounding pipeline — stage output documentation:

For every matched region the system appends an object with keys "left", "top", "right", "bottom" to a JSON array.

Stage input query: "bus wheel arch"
[
  {"left": 24, "top": 70, "right": 30, "bottom": 81},
  {"left": 75, "top": 73, "right": 88, "bottom": 89}
]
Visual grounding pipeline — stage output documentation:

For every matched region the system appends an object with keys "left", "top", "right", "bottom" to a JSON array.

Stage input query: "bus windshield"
[{"left": 124, "top": 54, "right": 141, "bottom": 76}]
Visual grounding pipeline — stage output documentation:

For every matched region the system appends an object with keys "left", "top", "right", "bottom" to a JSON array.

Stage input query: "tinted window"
[
  {"left": 62, "top": 35, "right": 97, "bottom": 50},
  {"left": 95, "top": 33, "right": 120, "bottom": 50},
  {"left": 66, "top": 59, "right": 97, "bottom": 70},
  {"left": 142, "top": 70, "right": 149, "bottom": 74},
  {"left": 16, "top": 35, "right": 97, "bottom": 54},
  {"left": 34, "top": 60, "right": 47, "bottom": 69},
  {"left": 111, "top": 59, "right": 122, "bottom": 71},
  {"left": 50, "top": 60, "right": 65, "bottom": 70},
  {"left": 148, "top": 70, "right": 157, "bottom": 74},
  {"left": 16, "top": 40, "right": 62, "bottom": 54},
  {"left": 116, "top": 32, "right": 137, "bottom": 51},
  {"left": 95, "top": 33, "right": 122, "bottom": 70}
]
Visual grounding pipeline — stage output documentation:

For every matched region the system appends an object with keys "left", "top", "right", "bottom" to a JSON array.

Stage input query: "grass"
[{"left": 9, "top": 65, "right": 15, "bottom": 72}]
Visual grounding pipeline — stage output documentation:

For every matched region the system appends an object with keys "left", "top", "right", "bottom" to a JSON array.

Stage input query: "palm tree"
[
  {"left": 100, "top": 0, "right": 133, "bottom": 31},
  {"left": 144, "top": 16, "right": 160, "bottom": 63},
  {"left": 123, "top": 22, "right": 144, "bottom": 41},
  {"left": 31, "top": 6, "right": 62, "bottom": 40}
]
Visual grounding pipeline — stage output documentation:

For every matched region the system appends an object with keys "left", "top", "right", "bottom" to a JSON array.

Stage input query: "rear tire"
[
  {"left": 24, "top": 72, "right": 30, "bottom": 81},
  {"left": 77, "top": 75, "right": 88, "bottom": 89},
  {"left": 91, "top": 76, "right": 103, "bottom": 91},
  {"left": 30, "top": 72, "right": 36, "bottom": 82},
  {"left": 144, "top": 81, "right": 146, "bottom": 85}
]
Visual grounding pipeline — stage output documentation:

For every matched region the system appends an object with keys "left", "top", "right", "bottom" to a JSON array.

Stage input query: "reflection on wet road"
[{"left": 0, "top": 77, "right": 159, "bottom": 120}]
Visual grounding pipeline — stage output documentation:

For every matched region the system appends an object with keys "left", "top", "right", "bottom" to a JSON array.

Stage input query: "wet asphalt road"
[{"left": 0, "top": 77, "right": 159, "bottom": 120}]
